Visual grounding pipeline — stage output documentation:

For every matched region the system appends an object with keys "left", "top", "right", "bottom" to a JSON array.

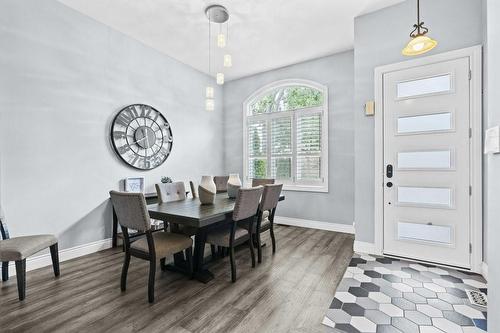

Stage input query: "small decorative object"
[
  {"left": 198, "top": 176, "right": 216, "bottom": 205},
  {"left": 227, "top": 173, "right": 242, "bottom": 198},
  {"left": 161, "top": 176, "right": 173, "bottom": 183},
  {"left": 110, "top": 104, "right": 173, "bottom": 170},
  {"left": 402, "top": 0, "right": 437, "bottom": 56},
  {"left": 124, "top": 177, "right": 145, "bottom": 193}
]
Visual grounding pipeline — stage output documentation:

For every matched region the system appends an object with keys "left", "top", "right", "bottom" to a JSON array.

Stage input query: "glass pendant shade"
[
  {"left": 206, "top": 86, "right": 214, "bottom": 98},
  {"left": 205, "top": 98, "right": 215, "bottom": 111},
  {"left": 224, "top": 54, "right": 232, "bottom": 67},
  {"left": 217, "top": 33, "right": 226, "bottom": 48},
  {"left": 402, "top": 35, "right": 438, "bottom": 56},
  {"left": 216, "top": 73, "right": 224, "bottom": 85}
]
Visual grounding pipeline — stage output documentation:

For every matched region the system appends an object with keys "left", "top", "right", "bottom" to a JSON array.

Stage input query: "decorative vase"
[
  {"left": 227, "top": 173, "right": 242, "bottom": 198},
  {"left": 198, "top": 176, "right": 216, "bottom": 205}
]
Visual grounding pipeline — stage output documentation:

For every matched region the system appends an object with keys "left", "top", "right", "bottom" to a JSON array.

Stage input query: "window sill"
[{"left": 282, "top": 185, "right": 329, "bottom": 193}]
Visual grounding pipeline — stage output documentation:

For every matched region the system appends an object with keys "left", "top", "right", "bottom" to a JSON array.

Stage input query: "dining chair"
[
  {"left": 205, "top": 186, "right": 263, "bottom": 282},
  {"left": 109, "top": 191, "right": 193, "bottom": 303},
  {"left": 255, "top": 184, "right": 283, "bottom": 263},
  {"left": 213, "top": 176, "right": 229, "bottom": 193},
  {"left": 251, "top": 178, "right": 275, "bottom": 187},
  {"left": 0, "top": 218, "right": 60, "bottom": 301}
]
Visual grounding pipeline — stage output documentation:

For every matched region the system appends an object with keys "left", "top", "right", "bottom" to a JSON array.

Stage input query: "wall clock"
[{"left": 110, "top": 104, "right": 173, "bottom": 170}]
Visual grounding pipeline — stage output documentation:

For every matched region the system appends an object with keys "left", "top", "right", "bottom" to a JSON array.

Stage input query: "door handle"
[{"left": 386, "top": 164, "right": 393, "bottom": 178}]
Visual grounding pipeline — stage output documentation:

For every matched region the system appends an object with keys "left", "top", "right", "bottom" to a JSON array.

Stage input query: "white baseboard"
[
  {"left": 274, "top": 216, "right": 355, "bottom": 234},
  {"left": 353, "top": 241, "right": 378, "bottom": 255},
  {"left": 7, "top": 238, "right": 112, "bottom": 277},
  {"left": 482, "top": 262, "right": 488, "bottom": 281}
]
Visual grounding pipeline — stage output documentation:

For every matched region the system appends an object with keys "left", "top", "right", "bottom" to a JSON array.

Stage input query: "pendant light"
[{"left": 402, "top": 0, "right": 437, "bottom": 56}]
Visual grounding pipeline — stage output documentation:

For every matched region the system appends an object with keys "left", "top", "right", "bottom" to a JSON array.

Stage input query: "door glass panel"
[
  {"left": 398, "top": 222, "right": 452, "bottom": 244},
  {"left": 397, "top": 150, "right": 452, "bottom": 169},
  {"left": 397, "top": 186, "right": 452, "bottom": 207},
  {"left": 397, "top": 113, "right": 452, "bottom": 134},
  {"left": 397, "top": 74, "right": 451, "bottom": 98}
]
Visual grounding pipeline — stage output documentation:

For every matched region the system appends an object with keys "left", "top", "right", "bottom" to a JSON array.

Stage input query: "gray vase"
[{"left": 227, "top": 173, "right": 242, "bottom": 198}]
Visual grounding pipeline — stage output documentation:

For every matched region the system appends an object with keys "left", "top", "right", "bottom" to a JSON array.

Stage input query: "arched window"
[{"left": 243, "top": 79, "right": 328, "bottom": 192}]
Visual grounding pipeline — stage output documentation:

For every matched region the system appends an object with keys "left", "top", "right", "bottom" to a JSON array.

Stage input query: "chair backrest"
[
  {"left": 214, "top": 176, "right": 229, "bottom": 193},
  {"left": 252, "top": 178, "right": 275, "bottom": 187},
  {"left": 155, "top": 181, "right": 186, "bottom": 203},
  {"left": 109, "top": 191, "right": 151, "bottom": 232},
  {"left": 189, "top": 181, "right": 197, "bottom": 198},
  {"left": 232, "top": 186, "right": 264, "bottom": 222},
  {"left": 0, "top": 218, "right": 9, "bottom": 240},
  {"left": 260, "top": 184, "right": 283, "bottom": 211}
]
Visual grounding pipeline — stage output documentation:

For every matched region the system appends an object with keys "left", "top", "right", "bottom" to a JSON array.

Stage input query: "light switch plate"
[
  {"left": 365, "top": 101, "right": 375, "bottom": 116},
  {"left": 484, "top": 125, "right": 500, "bottom": 154}
]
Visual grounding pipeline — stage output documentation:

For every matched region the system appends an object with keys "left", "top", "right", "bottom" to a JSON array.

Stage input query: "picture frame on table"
[{"left": 124, "top": 177, "right": 145, "bottom": 193}]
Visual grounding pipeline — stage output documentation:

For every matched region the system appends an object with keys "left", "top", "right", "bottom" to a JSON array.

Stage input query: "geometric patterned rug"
[{"left": 322, "top": 253, "right": 487, "bottom": 333}]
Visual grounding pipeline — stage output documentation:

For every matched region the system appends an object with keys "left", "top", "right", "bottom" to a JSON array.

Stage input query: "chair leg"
[
  {"left": 49, "top": 243, "right": 60, "bottom": 277},
  {"left": 218, "top": 246, "right": 224, "bottom": 258},
  {"left": 229, "top": 246, "right": 236, "bottom": 283},
  {"left": 2, "top": 261, "right": 8, "bottom": 281},
  {"left": 210, "top": 244, "right": 217, "bottom": 261},
  {"left": 15, "top": 259, "right": 26, "bottom": 301},
  {"left": 121, "top": 252, "right": 130, "bottom": 291},
  {"left": 270, "top": 225, "right": 276, "bottom": 254},
  {"left": 248, "top": 232, "right": 256, "bottom": 268},
  {"left": 160, "top": 258, "right": 167, "bottom": 271},
  {"left": 148, "top": 259, "right": 156, "bottom": 303},
  {"left": 256, "top": 231, "right": 263, "bottom": 263},
  {"left": 186, "top": 247, "right": 193, "bottom": 278}
]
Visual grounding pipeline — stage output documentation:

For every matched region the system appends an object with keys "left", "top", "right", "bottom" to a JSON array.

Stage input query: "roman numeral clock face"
[{"left": 111, "top": 104, "right": 173, "bottom": 170}]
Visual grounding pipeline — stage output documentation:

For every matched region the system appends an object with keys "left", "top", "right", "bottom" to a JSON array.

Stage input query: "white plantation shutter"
[
  {"left": 296, "top": 113, "right": 322, "bottom": 181},
  {"left": 271, "top": 116, "right": 292, "bottom": 180},
  {"left": 244, "top": 82, "right": 328, "bottom": 192},
  {"left": 247, "top": 120, "right": 268, "bottom": 179}
]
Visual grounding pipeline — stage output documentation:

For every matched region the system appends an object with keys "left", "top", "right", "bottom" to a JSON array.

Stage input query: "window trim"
[{"left": 242, "top": 79, "right": 329, "bottom": 193}]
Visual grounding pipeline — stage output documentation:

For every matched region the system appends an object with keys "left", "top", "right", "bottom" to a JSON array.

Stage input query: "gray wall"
[
  {"left": 223, "top": 52, "right": 355, "bottom": 225},
  {"left": 485, "top": 0, "right": 499, "bottom": 329},
  {"left": 0, "top": 0, "right": 224, "bottom": 249},
  {"left": 353, "top": 0, "right": 485, "bottom": 243}
]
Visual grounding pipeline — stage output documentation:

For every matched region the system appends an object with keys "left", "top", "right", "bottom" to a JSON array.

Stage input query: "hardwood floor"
[{"left": 0, "top": 225, "right": 354, "bottom": 333}]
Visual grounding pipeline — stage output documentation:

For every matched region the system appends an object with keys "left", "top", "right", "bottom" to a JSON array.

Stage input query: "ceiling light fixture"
[
  {"left": 402, "top": 0, "right": 437, "bottom": 56},
  {"left": 205, "top": 5, "right": 230, "bottom": 110}
]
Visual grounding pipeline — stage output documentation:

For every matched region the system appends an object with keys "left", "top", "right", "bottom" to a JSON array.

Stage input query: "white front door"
[{"left": 383, "top": 57, "right": 471, "bottom": 268}]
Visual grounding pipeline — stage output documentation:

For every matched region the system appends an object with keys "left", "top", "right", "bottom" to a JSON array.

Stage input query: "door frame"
[{"left": 373, "top": 45, "right": 483, "bottom": 273}]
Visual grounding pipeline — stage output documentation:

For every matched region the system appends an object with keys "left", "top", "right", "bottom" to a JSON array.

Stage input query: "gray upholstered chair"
[
  {"left": 213, "top": 176, "right": 229, "bottom": 193},
  {"left": 109, "top": 191, "right": 193, "bottom": 303},
  {"left": 205, "top": 186, "right": 264, "bottom": 282},
  {"left": 251, "top": 178, "right": 275, "bottom": 187},
  {"left": 255, "top": 184, "right": 282, "bottom": 262},
  {"left": 155, "top": 182, "right": 197, "bottom": 242},
  {"left": 0, "top": 218, "right": 59, "bottom": 301}
]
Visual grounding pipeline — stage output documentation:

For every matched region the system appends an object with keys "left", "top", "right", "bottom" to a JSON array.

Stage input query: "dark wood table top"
[{"left": 148, "top": 194, "right": 285, "bottom": 229}]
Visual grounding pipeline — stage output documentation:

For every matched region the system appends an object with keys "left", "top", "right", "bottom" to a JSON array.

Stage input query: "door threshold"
[{"left": 382, "top": 253, "right": 473, "bottom": 273}]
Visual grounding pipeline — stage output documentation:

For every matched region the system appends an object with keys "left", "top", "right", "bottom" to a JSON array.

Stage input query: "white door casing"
[{"left": 373, "top": 46, "right": 482, "bottom": 273}]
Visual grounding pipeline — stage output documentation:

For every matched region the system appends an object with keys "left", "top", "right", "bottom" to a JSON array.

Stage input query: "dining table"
[{"left": 147, "top": 193, "right": 285, "bottom": 283}]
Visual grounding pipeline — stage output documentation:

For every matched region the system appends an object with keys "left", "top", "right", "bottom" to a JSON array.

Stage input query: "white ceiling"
[{"left": 58, "top": 0, "right": 404, "bottom": 81}]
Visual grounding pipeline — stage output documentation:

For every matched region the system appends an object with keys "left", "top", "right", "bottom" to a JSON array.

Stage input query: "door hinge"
[
  {"left": 469, "top": 69, "right": 472, "bottom": 81},
  {"left": 469, "top": 243, "right": 472, "bottom": 254},
  {"left": 469, "top": 185, "right": 472, "bottom": 196},
  {"left": 469, "top": 128, "right": 472, "bottom": 138}
]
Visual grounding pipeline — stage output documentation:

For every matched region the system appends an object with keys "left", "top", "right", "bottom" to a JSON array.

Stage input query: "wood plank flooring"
[{"left": 0, "top": 225, "right": 354, "bottom": 333}]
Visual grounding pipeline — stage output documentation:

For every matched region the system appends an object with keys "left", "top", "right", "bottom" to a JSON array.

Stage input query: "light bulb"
[
  {"left": 224, "top": 54, "right": 232, "bottom": 67},
  {"left": 216, "top": 73, "right": 224, "bottom": 85},
  {"left": 206, "top": 86, "right": 214, "bottom": 98},
  {"left": 217, "top": 33, "right": 226, "bottom": 48},
  {"left": 205, "top": 98, "right": 214, "bottom": 111}
]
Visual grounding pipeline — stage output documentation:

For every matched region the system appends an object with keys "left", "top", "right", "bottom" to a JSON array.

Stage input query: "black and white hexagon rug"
[{"left": 322, "top": 253, "right": 487, "bottom": 333}]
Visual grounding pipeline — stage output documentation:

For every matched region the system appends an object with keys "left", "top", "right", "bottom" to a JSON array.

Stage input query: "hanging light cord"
[
  {"left": 410, "top": 0, "right": 429, "bottom": 37},
  {"left": 208, "top": 12, "right": 211, "bottom": 75}
]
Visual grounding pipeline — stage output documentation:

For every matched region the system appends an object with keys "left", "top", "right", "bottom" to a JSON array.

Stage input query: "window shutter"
[
  {"left": 296, "top": 113, "right": 322, "bottom": 180},
  {"left": 270, "top": 116, "right": 292, "bottom": 179},
  {"left": 247, "top": 120, "right": 268, "bottom": 179}
]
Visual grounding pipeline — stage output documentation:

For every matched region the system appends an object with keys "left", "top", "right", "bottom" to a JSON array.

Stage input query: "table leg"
[{"left": 193, "top": 228, "right": 214, "bottom": 283}]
